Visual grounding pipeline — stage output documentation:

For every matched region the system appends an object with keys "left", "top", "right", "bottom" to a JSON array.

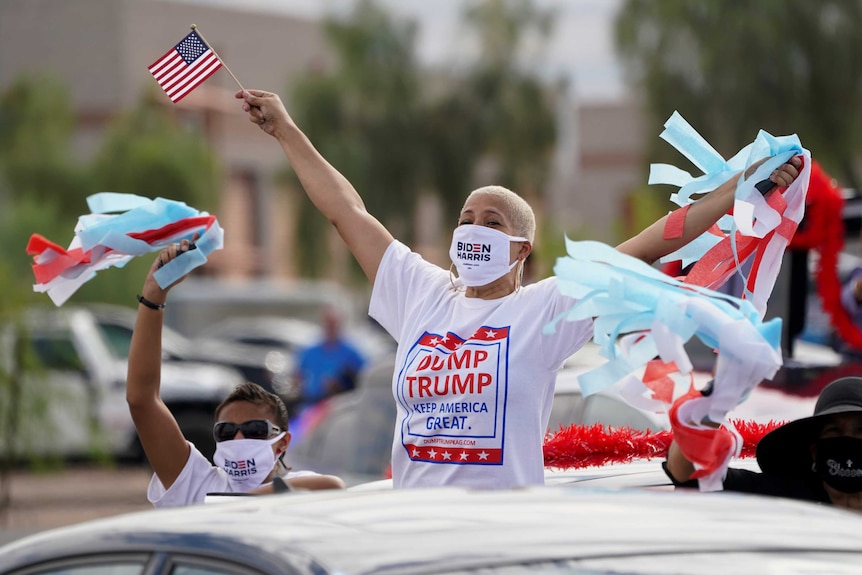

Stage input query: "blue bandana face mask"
[
  {"left": 449, "top": 225, "right": 527, "bottom": 287},
  {"left": 814, "top": 436, "right": 862, "bottom": 494}
]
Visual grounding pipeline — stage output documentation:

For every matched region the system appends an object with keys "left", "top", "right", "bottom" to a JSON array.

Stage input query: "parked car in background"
[
  {"left": 195, "top": 315, "right": 395, "bottom": 415},
  {"left": 163, "top": 277, "right": 365, "bottom": 337},
  {"left": 287, "top": 343, "right": 669, "bottom": 486},
  {"left": 2, "top": 482, "right": 861, "bottom": 574},
  {"left": 0, "top": 306, "right": 243, "bottom": 463},
  {"left": 196, "top": 316, "right": 320, "bottom": 357},
  {"left": 85, "top": 304, "right": 299, "bottom": 403},
  {"left": 196, "top": 315, "right": 396, "bottom": 365}
]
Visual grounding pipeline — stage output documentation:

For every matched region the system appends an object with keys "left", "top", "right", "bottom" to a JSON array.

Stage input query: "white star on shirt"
[
  {"left": 428, "top": 337, "right": 439, "bottom": 346},
  {"left": 428, "top": 449, "right": 438, "bottom": 459},
  {"left": 441, "top": 334, "right": 450, "bottom": 342},
  {"left": 412, "top": 448, "right": 420, "bottom": 457},
  {"left": 459, "top": 451, "right": 469, "bottom": 460},
  {"left": 484, "top": 329, "right": 497, "bottom": 338},
  {"left": 477, "top": 451, "right": 489, "bottom": 460},
  {"left": 442, "top": 451, "right": 452, "bottom": 460}
]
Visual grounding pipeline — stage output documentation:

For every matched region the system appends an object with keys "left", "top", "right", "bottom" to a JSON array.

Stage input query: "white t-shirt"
[
  {"left": 147, "top": 442, "right": 320, "bottom": 508},
  {"left": 370, "top": 241, "right": 593, "bottom": 489}
]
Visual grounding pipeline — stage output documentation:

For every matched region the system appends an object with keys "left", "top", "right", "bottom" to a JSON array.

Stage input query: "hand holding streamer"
[
  {"left": 549, "top": 112, "right": 810, "bottom": 491},
  {"left": 27, "top": 193, "right": 224, "bottom": 306}
]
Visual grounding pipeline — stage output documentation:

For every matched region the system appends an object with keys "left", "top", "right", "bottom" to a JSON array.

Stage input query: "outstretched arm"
[
  {"left": 617, "top": 156, "right": 802, "bottom": 263},
  {"left": 126, "top": 240, "right": 195, "bottom": 489},
  {"left": 235, "top": 89, "right": 394, "bottom": 284}
]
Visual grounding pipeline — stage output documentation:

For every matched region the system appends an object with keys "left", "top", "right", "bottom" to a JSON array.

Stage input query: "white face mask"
[
  {"left": 449, "top": 225, "right": 528, "bottom": 287},
  {"left": 214, "top": 432, "right": 285, "bottom": 492}
]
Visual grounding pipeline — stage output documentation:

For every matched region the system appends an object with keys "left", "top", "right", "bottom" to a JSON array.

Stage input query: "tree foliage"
[
  {"left": 91, "top": 93, "right": 221, "bottom": 212},
  {"left": 0, "top": 78, "right": 222, "bottom": 307},
  {"left": 289, "top": 0, "right": 561, "bottom": 279},
  {"left": 428, "top": 0, "right": 559, "bottom": 218},
  {"left": 289, "top": 0, "right": 424, "bottom": 278},
  {"left": 78, "top": 94, "right": 222, "bottom": 304},
  {"left": 615, "top": 0, "right": 862, "bottom": 189},
  {"left": 0, "top": 76, "right": 93, "bottom": 219}
]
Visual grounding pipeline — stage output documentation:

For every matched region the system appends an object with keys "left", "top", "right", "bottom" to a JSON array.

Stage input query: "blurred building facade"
[
  {"left": 547, "top": 98, "right": 646, "bottom": 245},
  {"left": 0, "top": 0, "right": 646, "bottom": 283},
  {"left": 0, "top": 0, "right": 333, "bottom": 279}
]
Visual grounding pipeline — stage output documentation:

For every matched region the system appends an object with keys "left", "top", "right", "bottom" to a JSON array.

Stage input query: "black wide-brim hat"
[{"left": 756, "top": 377, "right": 862, "bottom": 479}]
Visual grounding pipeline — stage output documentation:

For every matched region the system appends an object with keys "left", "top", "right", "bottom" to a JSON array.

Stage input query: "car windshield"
[
  {"left": 95, "top": 318, "right": 190, "bottom": 360},
  {"left": 97, "top": 322, "right": 136, "bottom": 359}
]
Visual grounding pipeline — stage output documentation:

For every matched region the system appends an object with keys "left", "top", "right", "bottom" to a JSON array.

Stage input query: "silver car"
[
  {"left": 0, "top": 307, "right": 243, "bottom": 463},
  {"left": 1, "top": 483, "right": 861, "bottom": 574}
]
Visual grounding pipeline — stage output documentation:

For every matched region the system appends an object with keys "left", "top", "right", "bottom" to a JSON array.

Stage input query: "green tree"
[
  {"left": 78, "top": 94, "right": 222, "bottom": 304},
  {"left": 462, "top": 0, "right": 558, "bottom": 193},
  {"left": 289, "top": 0, "right": 425, "bottom": 279},
  {"left": 615, "top": 0, "right": 862, "bottom": 189},
  {"left": 453, "top": 0, "right": 561, "bottom": 275},
  {"left": 0, "top": 78, "right": 80, "bottom": 494},
  {"left": 288, "top": 0, "right": 562, "bottom": 279},
  {"left": 0, "top": 79, "right": 221, "bottom": 307},
  {"left": 0, "top": 76, "right": 94, "bottom": 216},
  {"left": 0, "top": 77, "right": 90, "bottom": 302},
  {"left": 91, "top": 93, "right": 221, "bottom": 212},
  {"left": 423, "top": 0, "right": 558, "bottom": 217}
]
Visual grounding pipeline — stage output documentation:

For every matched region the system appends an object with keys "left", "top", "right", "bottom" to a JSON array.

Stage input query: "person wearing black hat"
[{"left": 664, "top": 376, "right": 862, "bottom": 510}]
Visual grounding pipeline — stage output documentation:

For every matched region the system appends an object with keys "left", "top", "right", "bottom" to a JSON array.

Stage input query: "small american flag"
[{"left": 148, "top": 30, "right": 222, "bottom": 103}]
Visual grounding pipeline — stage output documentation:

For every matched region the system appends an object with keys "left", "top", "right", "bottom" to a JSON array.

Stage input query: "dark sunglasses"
[{"left": 213, "top": 419, "right": 282, "bottom": 443}]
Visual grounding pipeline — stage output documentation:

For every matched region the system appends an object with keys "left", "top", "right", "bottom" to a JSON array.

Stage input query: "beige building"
[
  {"left": 0, "top": 0, "right": 332, "bottom": 279},
  {"left": 547, "top": 98, "right": 647, "bottom": 246},
  {"left": 0, "top": 0, "right": 647, "bottom": 284}
]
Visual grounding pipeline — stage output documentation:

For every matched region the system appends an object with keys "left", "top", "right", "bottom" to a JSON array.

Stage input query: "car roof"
[
  {"left": 2, "top": 485, "right": 861, "bottom": 575},
  {"left": 346, "top": 457, "right": 763, "bottom": 492}
]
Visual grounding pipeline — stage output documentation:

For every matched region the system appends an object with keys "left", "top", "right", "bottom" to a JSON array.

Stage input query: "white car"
[
  {"left": 347, "top": 456, "right": 764, "bottom": 492},
  {"left": 86, "top": 303, "right": 299, "bottom": 403},
  {"left": 1, "top": 482, "right": 861, "bottom": 574},
  {"left": 195, "top": 315, "right": 396, "bottom": 365},
  {"left": 0, "top": 307, "right": 243, "bottom": 462}
]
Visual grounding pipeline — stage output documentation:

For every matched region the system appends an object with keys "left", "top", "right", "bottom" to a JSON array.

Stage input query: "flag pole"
[{"left": 190, "top": 24, "right": 245, "bottom": 92}]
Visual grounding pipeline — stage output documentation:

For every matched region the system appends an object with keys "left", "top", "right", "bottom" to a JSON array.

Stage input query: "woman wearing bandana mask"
[
  {"left": 127, "top": 241, "right": 345, "bottom": 508},
  {"left": 665, "top": 377, "right": 862, "bottom": 511},
  {"left": 235, "top": 88, "right": 802, "bottom": 490}
]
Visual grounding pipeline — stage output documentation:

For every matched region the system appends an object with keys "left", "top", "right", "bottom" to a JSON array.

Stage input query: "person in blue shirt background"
[{"left": 296, "top": 307, "right": 367, "bottom": 411}]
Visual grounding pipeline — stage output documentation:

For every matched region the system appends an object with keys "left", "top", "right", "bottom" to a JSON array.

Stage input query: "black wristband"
[
  {"left": 137, "top": 294, "right": 166, "bottom": 311},
  {"left": 272, "top": 476, "right": 291, "bottom": 493}
]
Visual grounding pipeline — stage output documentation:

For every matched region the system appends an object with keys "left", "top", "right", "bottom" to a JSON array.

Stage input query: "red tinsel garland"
[
  {"left": 542, "top": 419, "right": 785, "bottom": 470},
  {"left": 787, "top": 162, "right": 862, "bottom": 349}
]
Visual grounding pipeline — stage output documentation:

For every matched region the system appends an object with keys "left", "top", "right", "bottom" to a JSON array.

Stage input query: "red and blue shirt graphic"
[{"left": 397, "top": 325, "right": 511, "bottom": 465}]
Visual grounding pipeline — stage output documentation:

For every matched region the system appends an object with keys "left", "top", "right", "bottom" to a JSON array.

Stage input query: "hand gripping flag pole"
[{"left": 189, "top": 24, "right": 244, "bottom": 92}]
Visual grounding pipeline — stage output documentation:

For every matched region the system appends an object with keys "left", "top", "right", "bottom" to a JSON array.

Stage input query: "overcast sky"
[{"left": 179, "top": 0, "right": 627, "bottom": 102}]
